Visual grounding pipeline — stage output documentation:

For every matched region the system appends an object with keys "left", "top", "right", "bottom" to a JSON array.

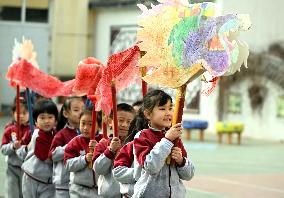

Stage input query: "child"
[
  {"left": 48, "top": 96, "right": 84, "bottom": 197},
  {"left": 93, "top": 103, "right": 135, "bottom": 198},
  {"left": 21, "top": 99, "right": 58, "bottom": 198},
  {"left": 64, "top": 107, "right": 102, "bottom": 198},
  {"left": 132, "top": 90, "right": 195, "bottom": 198},
  {"left": 113, "top": 108, "right": 147, "bottom": 198},
  {"left": 1, "top": 99, "right": 31, "bottom": 198}
]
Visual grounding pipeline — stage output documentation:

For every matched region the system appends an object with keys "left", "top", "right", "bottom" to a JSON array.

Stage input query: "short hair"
[
  {"left": 110, "top": 103, "right": 135, "bottom": 118},
  {"left": 33, "top": 99, "right": 58, "bottom": 121}
]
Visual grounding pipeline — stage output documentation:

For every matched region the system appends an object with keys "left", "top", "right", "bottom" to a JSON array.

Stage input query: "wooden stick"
[
  {"left": 26, "top": 88, "right": 34, "bottom": 134},
  {"left": 166, "top": 84, "right": 187, "bottom": 165},
  {"left": 16, "top": 85, "right": 20, "bottom": 141},
  {"left": 90, "top": 109, "right": 97, "bottom": 140},
  {"left": 141, "top": 67, "right": 147, "bottom": 96},
  {"left": 88, "top": 107, "right": 97, "bottom": 168},
  {"left": 111, "top": 81, "right": 119, "bottom": 137},
  {"left": 140, "top": 51, "right": 147, "bottom": 96},
  {"left": 102, "top": 112, "right": 108, "bottom": 139}
]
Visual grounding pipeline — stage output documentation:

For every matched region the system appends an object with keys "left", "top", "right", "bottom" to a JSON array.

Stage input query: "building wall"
[
  {"left": 221, "top": 0, "right": 284, "bottom": 52},
  {"left": 93, "top": 7, "right": 140, "bottom": 64},
  {"left": 50, "top": 0, "right": 93, "bottom": 76},
  {"left": 0, "top": 23, "right": 50, "bottom": 106},
  {"left": 226, "top": 78, "right": 284, "bottom": 140}
]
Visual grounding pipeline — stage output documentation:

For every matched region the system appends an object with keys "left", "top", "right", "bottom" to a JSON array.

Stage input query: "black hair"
[
  {"left": 79, "top": 107, "right": 102, "bottom": 129},
  {"left": 124, "top": 90, "right": 172, "bottom": 144},
  {"left": 12, "top": 98, "right": 28, "bottom": 113},
  {"left": 33, "top": 99, "right": 58, "bottom": 122},
  {"left": 109, "top": 103, "right": 135, "bottom": 119},
  {"left": 56, "top": 96, "right": 84, "bottom": 131},
  {"left": 13, "top": 91, "right": 27, "bottom": 105},
  {"left": 132, "top": 100, "right": 143, "bottom": 108}
]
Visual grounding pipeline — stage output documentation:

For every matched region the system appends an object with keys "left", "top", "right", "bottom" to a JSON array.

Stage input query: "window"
[
  {"left": 26, "top": 8, "right": 48, "bottom": 22},
  {"left": 0, "top": 6, "right": 21, "bottom": 21},
  {"left": 0, "top": 0, "right": 48, "bottom": 23},
  {"left": 228, "top": 93, "right": 242, "bottom": 114}
]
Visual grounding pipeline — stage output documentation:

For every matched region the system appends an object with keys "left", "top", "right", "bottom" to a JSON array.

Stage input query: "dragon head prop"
[{"left": 138, "top": 1, "right": 251, "bottom": 88}]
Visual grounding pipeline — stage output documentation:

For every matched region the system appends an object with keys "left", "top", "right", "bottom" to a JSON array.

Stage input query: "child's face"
[
  {"left": 79, "top": 114, "right": 92, "bottom": 138},
  {"left": 64, "top": 99, "right": 84, "bottom": 127},
  {"left": 36, "top": 113, "right": 57, "bottom": 132},
  {"left": 13, "top": 106, "right": 29, "bottom": 125},
  {"left": 115, "top": 111, "right": 135, "bottom": 139},
  {"left": 145, "top": 100, "right": 173, "bottom": 130}
]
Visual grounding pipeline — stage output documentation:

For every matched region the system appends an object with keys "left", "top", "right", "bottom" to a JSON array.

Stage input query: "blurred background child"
[
  {"left": 21, "top": 99, "right": 58, "bottom": 198},
  {"left": 1, "top": 98, "right": 31, "bottom": 198},
  {"left": 49, "top": 96, "right": 84, "bottom": 198},
  {"left": 64, "top": 106, "right": 102, "bottom": 198},
  {"left": 93, "top": 103, "right": 135, "bottom": 198}
]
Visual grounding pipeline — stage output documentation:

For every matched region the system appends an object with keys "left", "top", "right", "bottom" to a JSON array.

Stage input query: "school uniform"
[
  {"left": 22, "top": 128, "right": 55, "bottom": 198},
  {"left": 93, "top": 135, "right": 121, "bottom": 198},
  {"left": 133, "top": 127, "right": 195, "bottom": 198},
  {"left": 1, "top": 123, "right": 31, "bottom": 198},
  {"left": 64, "top": 134, "right": 102, "bottom": 198},
  {"left": 113, "top": 141, "right": 135, "bottom": 198},
  {"left": 48, "top": 125, "right": 79, "bottom": 198}
]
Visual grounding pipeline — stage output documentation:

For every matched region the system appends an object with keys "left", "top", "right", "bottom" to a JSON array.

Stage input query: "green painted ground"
[{"left": 1, "top": 116, "right": 283, "bottom": 197}]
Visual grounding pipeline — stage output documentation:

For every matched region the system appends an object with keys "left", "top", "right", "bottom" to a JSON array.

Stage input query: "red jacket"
[
  {"left": 1, "top": 123, "right": 31, "bottom": 146},
  {"left": 134, "top": 128, "right": 187, "bottom": 167},
  {"left": 114, "top": 141, "right": 134, "bottom": 168},
  {"left": 34, "top": 129, "right": 55, "bottom": 161},
  {"left": 92, "top": 136, "right": 115, "bottom": 162},
  {"left": 48, "top": 127, "right": 78, "bottom": 159},
  {"left": 64, "top": 134, "right": 103, "bottom": 164}
]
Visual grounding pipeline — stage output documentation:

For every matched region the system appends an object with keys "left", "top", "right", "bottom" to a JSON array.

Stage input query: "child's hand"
[
  {"left": 165, "top": 123, "right": 182, "bottom": 142},
  {"left": 171, "top": 147, "right": 184, "bottom": 166},
  {"left": 99, "top": 138, "right": 108, "bottom": 143},
  {"left": 85, "top": 153, "right": 93, "bottom": 163},
  {"left": 89, "top": 140, "right": 98, "bottom": 150},
  {"left": 109, "top": 137, "right": 121, "bottom": 153},
  {"left": 13, "top": 141, "right": 21, "bottom": 150}
]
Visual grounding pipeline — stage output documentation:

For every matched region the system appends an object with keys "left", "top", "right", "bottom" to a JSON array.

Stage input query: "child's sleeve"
[
  {"left": 1, "top": 127, "right": 15, "bottom": 156},
  {"left": 113, "top": 142, "right": 135, "bottom": 184},
  {"left": 48, "top": 132, "right": 65, "bottom": 162},
  {"left": 16, "top": 145, "right": 28, "bottom": 160},
  {"left": 64, "top": 139, "right": 87, "bottom": 172},
  {"left": 176, "top": 143, "right": 195, "bottom": 181},
  {"left": 134, "top": 132, "right": 173, "bottom": 175},
  {"left": 93, "top": 140, "right": 114, "bottom": 176}
]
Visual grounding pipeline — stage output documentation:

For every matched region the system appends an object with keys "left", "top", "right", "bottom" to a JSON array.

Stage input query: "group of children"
[{"left": 1, "top": 89, "right": 194, "bottom": 198}]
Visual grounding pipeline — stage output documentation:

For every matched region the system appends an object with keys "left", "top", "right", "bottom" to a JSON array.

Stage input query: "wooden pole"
[
  {"left": 88, "top": 106, "right": 97, "bottom": 168},
  {"left": 26, "top": 88, "right": 34, "bottom": 134},
  {"left": 90, "top": 109, "right": 97, "bottom": 140},
  {"left": 166, "top": 84, "right": 187, "bottom": 165},
  {"left": 16, "top": 85, "right": 20, "bottom": 141},
  {"left": 140, "top": 51, "right": 147, "bottom": 97},
  {"left": 141, "top": 67, "right": 147, "bottom": 96},
  {"left": 111, "top": 81, "right": 119, "bottom": 137},
  {"left": 102, "top": 113, "right": 108, "bottom": 139}
]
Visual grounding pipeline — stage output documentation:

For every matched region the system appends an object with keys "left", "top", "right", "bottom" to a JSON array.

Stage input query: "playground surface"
[{"left": 0, "top": 116, "right": 283, "bottom": 198}]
